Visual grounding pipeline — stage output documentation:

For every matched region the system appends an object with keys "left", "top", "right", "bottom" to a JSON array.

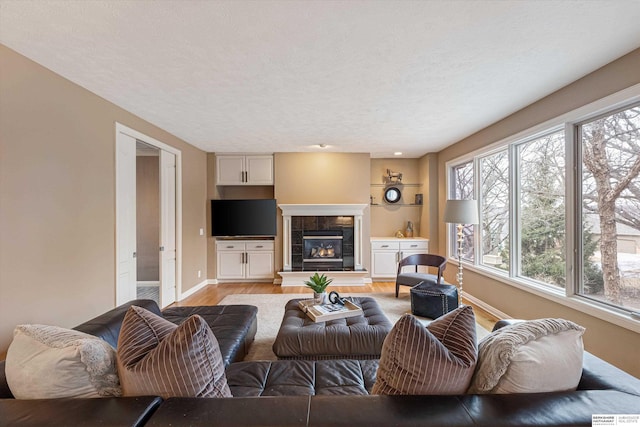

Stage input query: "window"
[
  {"left": 480, "top": 150, "right": 509, "bottom": 272},
  {"left": 517, "top": 131, "right": 565, "bottom": 288},
  {"left": 450, "top": 161, "right": 475, "bottom": 261},
  {"left": 447, "top": 93, "right": 640, "bottom": 322},
  {"left": 579, "top": 104, "right": 640, "bottom": 312}
]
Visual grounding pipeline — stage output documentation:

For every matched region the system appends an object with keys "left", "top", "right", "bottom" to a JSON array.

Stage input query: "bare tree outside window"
[
  {"left": 480, "top": 151, "right": 509, "bottom": 272},
  {"left": 581, "top": 104, "right": 640, "bottom": 310}
]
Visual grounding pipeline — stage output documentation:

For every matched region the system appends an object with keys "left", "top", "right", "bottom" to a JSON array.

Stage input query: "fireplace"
[
  {"left": 279, "top": 204, "right": 367, "bottom": 286},
  {"left": 303, "top": 230, "right": 344, "bottom": 269}
]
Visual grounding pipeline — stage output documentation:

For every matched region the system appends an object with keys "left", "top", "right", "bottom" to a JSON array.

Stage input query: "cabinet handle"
[
  {"left": 256, "top": 245, "right": 263, "bottom": 248},
  {"left": 226, "top": 246, "right": 234, "bottom": 249},
  {"left": 410, "top": 244, "right": 417, "bottom": 248},
  {"left": 381, "top": 245, "right": 389, "bottom": 248}
]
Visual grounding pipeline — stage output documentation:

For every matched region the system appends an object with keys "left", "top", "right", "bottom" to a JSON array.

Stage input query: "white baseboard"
[
  {"left": 137, "top": 281, "right": 160, "bottom": 287},
  {"left": 179, "top": 280, "right": 209, "bottom": 300},
  {"left": 464, "top": 292, "right": 511, "bottom": 320}
]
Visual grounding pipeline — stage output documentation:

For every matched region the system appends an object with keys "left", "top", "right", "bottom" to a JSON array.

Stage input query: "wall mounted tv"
[{"left": 211, "top": 199, "right": 277, "bottom": 237}]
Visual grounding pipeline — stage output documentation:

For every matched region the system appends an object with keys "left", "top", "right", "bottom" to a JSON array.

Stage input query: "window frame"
[{"left": 445, "top": 82, "right": 640, "bottom": 334}]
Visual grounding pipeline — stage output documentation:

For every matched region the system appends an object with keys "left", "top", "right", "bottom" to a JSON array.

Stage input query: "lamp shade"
[{"left": 443, "top": 199, "right": 479, "bottom": 224}]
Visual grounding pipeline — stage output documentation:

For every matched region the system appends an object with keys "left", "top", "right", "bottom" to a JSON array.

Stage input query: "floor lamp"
[{"left": 443, "top": 199, "right": 479, "bottom": 306}]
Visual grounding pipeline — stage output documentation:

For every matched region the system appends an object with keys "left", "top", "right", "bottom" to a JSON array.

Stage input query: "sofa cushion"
[
  {"left": 226, "top": 359, "right": 379, "bottom": 396},
  {"left": 469, "top": 318, "right": 585, "bottom": 394},
  {"left": 5, "top": 324, "right": 121, "bottom": 399},
  {"left": 372, "top": 305, "right": 478, "bottom": 395},
  {"left": 117, "top": 305, "right": 231, "bottom": 399}
]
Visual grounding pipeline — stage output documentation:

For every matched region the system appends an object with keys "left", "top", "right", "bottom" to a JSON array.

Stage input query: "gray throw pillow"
[
  {"left": 117, "top": 305, "right": 231, "bottom": 398},
  {"left": 373, "top": 305, "right": 478, "bottom": 395}
]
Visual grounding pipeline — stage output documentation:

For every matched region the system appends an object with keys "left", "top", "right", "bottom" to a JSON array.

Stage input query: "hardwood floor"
[{"left": 171, "top": 281, "right": 501, "bottom": 331}]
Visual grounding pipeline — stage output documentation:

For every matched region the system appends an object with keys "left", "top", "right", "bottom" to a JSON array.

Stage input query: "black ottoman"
[{"left": 410, "top": 282, "right": 458, "bottom": 319}]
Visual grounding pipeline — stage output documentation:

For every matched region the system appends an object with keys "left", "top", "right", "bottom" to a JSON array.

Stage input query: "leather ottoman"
[
  {"left": 410, "top": 282, "right": 458, "bottom": 319},
  {"left": 162, "top": 305, "right": 258, "bottom": 367},
  {"left": 273, "top": 297, "right": 392, "bottom": 360}
]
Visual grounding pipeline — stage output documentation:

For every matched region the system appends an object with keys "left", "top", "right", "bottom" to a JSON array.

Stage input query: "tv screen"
[{"left": 211, "top": 199, "right": 277, "bottom": 237}]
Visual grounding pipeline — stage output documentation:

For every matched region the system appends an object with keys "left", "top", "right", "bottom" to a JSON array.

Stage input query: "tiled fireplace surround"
[{"left": 278, "top": 204, "right": 369, "bottom": 286}]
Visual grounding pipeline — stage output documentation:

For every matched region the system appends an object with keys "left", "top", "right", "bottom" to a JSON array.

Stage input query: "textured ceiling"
[{"left": 1, "top": 0, "right": 640, "bottom": 158}]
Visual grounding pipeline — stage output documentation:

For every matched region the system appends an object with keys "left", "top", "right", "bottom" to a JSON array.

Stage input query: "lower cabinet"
[
  {"left": 370, "top": 238, "right": 429, "bottom": 279},
  {"left": 216, "top": 240, "right": 274, "bottom": 281}
]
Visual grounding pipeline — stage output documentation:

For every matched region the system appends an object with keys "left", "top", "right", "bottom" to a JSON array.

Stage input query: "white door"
[
  {"left": 160, "top": 150, "right": 177, "bottom": 307},
  {"left": 371, "top": 250, "right": 399, "bottom": 278},
  {"left": 116, "top": 132, "right": 137, "bottom": 305}
]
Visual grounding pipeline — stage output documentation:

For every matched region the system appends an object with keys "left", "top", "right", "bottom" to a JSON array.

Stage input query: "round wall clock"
[{"left": 383, "top": 186, "right": 402, "bottom": 204}]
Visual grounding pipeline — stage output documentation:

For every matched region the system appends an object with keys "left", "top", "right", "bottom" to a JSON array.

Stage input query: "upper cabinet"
[{"left": 216, "top": 155, "right": 274, "bottom": 185}]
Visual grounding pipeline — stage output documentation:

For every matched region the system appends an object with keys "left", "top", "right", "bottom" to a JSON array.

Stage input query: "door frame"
[{"left": 115, "top": 122, "right": 182, "bottom": 306}]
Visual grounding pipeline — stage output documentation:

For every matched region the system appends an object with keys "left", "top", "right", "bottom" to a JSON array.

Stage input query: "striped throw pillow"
[
  {"left": 372, "top": 305, "right": 478, "bottom": 395},
  {"left": 117, "top": 305, "right": 231, "bottom": 398}
]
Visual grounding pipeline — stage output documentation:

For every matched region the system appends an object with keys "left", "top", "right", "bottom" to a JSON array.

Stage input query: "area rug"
[{"left": 219, "top": 292, "right": 490, "bottom": 361}]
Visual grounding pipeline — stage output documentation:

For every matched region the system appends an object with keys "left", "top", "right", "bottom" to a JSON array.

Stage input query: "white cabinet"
[
  {"left": 370, "top": 238, "right": 429, "bottom": 279},
  {"left": 216, "top": 240, "right": 274, "bottom": 281},
  {"left": 216, "top": 155, "right": 273, "bottom": 185}
]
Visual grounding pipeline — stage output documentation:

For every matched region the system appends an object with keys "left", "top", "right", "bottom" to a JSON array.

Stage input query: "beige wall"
[
  {"left": 437, "top": 48, "right": 640, "bottom": 377},
  {"left": 274, "top": 152, "right": 371, "bottom": 272},
  {"left": 0, "top": 44, "right": 208, "bottom": 355},
  {"left": 370, "top": 158, "right": 422, "bottom": 238}
]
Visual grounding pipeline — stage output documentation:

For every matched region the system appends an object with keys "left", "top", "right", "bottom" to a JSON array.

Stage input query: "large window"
[
  {"left": 517, "top": 131, "right": 565, "bottom": 288},
  {"left": 579, "top": 105, "right": 640, "bottom": 311},
  {"left": 480, "top": 150, "right": 509, "bottom": 272},
  {"left": 447, "top": 98, "right": 640, "bottom": 321},
  {"left": 450, "top": 161, "right": 475, "bottom": 261}
]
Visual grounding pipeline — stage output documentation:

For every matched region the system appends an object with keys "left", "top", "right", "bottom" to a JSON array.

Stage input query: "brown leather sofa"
[{"left": 1, "top": 300, "right": 639, "bottom": 427}]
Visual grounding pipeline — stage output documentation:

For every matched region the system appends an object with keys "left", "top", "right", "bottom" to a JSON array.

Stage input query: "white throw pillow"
[
  {"left": 468, "top": 318, "right": 585, "bottom": 394},
  {"left": 5, "top": 324, "right": 121, "bottom": 399}
]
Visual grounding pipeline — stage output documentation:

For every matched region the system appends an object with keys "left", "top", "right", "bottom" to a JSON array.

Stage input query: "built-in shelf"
[
  {"left": 370, "top": 183, "right": 422, "bottom": 187},
  {"left": 371, "top": 203, "right": 422, "bottom": 207}
]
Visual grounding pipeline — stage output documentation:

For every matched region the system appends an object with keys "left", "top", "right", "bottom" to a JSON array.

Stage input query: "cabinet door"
[
  {"left": 246, "top": 251, "right": 274, "bottom": 279},
  {"left": 217, "top": 250, "right": 245, "bottom": 279},
  {"left": 371, "top": 250, "right": 399, "bottom": 278},
  {"left": 246, "top": 155, "right": 273, "bottom": 185},
  {"left": 216, "top": 155, "right": 245, "bottom": 185}
]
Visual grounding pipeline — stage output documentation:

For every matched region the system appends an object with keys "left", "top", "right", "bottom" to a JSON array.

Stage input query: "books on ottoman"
[{"left": 298, "top": 299, "right": 363, "bottom": 322}]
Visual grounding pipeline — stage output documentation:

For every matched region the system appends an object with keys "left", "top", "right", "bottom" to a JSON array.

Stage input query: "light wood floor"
[{"left": 172, "top": 282, "right": 500, "bottom": 331}]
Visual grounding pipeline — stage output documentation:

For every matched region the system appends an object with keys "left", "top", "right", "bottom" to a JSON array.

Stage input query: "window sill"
[{"left": 449, "top": 259, "right": 640, "bottom": 334}]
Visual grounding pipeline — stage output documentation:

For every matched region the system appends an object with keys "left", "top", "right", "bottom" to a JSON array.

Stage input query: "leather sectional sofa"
[{"left": 1, "top": 299, "right": 639, "bottom": 427}]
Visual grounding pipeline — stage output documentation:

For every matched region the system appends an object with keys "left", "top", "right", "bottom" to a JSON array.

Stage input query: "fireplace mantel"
[
  {"left": 279, "top": 204, "right": 367, "bottom": 217},
  {"left": 278, "top": 204, "right": 368, "bottom": 286}
]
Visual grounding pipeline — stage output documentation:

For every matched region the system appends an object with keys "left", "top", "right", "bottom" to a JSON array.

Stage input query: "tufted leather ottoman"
[
  {"left": 162, "top": 305, "right": 257, "bottom": 367},
  {"left": 272, "top": 297, "right": 392, "bottom": 360},
  {"left": 410, "top": 281, "right": 458, "bottom": 319}
]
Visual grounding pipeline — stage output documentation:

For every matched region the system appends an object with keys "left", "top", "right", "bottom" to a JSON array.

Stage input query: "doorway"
[
  {"left": 136, "top": 141, "right": 160, "bottom": 303},
  {"left": 116, "top": 123, "right": 181, "bottom": 308}
]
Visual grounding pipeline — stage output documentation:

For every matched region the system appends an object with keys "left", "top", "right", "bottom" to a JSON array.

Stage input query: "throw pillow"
[
  {"left": 5, "top": 324, "right": 121, "bottom": 399},
  {"left": 372, "top": 305, "right": 478, "bottom": 395},
  {"left": 468, "top": 318, "right": 585, "bottom": 394},
  {"left": 117, "top": 305, "right": 231, "bottom": 399}
]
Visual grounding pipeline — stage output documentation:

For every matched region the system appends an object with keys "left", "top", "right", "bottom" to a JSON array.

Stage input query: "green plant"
[{"left": 304, "top": 272, "right": 333, "bottom": 293}]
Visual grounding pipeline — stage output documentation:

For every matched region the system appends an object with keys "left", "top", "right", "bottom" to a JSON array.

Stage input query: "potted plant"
[{"left": 304, "top": 272, "right": 333, "bottom": 304}]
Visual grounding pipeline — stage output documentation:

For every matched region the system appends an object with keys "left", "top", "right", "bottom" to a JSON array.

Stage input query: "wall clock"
[{"left": 383, "top": 186, "right": 402, "bottom": 204}]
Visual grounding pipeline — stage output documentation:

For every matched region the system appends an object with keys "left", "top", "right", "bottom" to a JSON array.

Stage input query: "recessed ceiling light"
[
  {"left": 318, "top": 144, "right": 329, "bottom": 149},
  {"left": 394, "top": 152, "right": 403, "bottom": 156}
]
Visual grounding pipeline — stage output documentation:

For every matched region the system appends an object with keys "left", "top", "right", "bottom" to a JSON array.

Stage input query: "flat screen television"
[{"left": 211, "top": 199, "right": 277, "bottom": 237}]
